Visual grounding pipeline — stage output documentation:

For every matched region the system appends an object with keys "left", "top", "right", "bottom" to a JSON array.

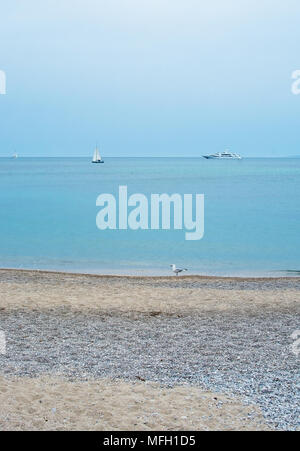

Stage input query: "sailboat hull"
[{"left": 92, "top": 160, "right": 104, "bottom": 163}]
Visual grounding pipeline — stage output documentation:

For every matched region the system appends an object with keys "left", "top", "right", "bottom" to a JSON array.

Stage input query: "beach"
[
  {"left": 0, "top": 269, "right": 299, "bottom": 431},
  {"left": 2, "top": 0, "right": 300, "bottom": 435}
]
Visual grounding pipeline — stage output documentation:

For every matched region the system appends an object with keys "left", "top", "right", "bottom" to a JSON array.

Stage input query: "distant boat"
[
  {"left": 203, "top": 150, "right": 242, "bottom": 160},
  {"left": 92, "top": 146, "right": 104, "bottom": 164},
  {"left": 12, "top": 153, "right": 18, "bottom": 159}
]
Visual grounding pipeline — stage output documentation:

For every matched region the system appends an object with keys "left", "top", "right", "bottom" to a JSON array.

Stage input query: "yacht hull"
[{"left": 203, "top": 156, "right": 241, "bottom": 159}]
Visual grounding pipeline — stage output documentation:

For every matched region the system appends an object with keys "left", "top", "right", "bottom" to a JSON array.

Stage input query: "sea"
[{"left": 0, "top": 157, "right": 299, "bottom": 276}]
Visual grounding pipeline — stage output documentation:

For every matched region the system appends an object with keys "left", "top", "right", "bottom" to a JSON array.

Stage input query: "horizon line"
[{"left": 0, "top": 155, "right": 298, "bottom": 159}]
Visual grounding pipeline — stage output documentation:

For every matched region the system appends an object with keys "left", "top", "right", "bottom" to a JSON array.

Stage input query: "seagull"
[{"left": 170, "top": 264, "right": 188, "bottom": 276}]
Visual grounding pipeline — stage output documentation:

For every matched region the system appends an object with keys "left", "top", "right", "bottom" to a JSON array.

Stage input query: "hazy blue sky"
[{"left": 0, "top": 0, "right": 300, "bottom": 157}]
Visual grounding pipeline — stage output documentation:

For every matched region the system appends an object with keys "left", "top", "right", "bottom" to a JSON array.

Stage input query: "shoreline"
[{"left": 1, "top": 266, "right": 300, "bottom": 281}]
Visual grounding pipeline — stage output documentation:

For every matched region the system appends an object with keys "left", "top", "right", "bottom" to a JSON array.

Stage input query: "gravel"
[{"left": 0, "top": 309, "right": 299, "bottom": 430}]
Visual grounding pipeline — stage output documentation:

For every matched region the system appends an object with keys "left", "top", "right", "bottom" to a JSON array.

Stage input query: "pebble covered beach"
[{"left": 0, "top": 270, "right": 299, "bottom": 430}]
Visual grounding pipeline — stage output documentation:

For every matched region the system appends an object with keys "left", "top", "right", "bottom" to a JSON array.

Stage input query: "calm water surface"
[{"left": 0, "top": 157, "right": 299, "bottom": 276}]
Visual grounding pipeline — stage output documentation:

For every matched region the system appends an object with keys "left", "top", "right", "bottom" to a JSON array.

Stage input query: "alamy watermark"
[
  {"left": 0, "top": 70, "right": 6, "bottom": 95},
  {"left": 0, "top": 331, "right": 6, "bottom": 355},
  {"left": 96, "top": 186, "right": 204, "bottom": 241},
  {"left": 290, "top": 330, "right": 300, "bottom": 357},
  {"left": 291, "top": 70, "right": 300, "bottom": 95}
]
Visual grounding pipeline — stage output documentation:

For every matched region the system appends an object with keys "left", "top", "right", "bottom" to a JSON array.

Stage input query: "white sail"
[{"left": 92, "top": 147, "right": 101, "bottom": 162}]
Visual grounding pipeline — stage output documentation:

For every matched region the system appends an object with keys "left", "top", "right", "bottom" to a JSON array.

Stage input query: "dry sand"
[
  {"left": 0, "top": 376, "right": 269, "bottom": 431},
  {"left": 0, "top": 269, "right": 299, "bottom": 314}
]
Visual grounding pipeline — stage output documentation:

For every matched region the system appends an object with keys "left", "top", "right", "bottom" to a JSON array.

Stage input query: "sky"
[{"left": 0, "top": 0, "right": 300, "bottom": 157}]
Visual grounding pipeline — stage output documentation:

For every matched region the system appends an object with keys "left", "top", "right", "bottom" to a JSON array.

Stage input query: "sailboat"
[
  {"left": 92, "top": 146, "right": 104, "bottom": 164},
  {"left": 12, "top": 152, "right": 18, "bottom": 159}
]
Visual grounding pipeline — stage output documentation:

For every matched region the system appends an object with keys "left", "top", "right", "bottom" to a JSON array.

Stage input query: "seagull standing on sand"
[{"left": 170, "top": 264, "right": 188, "bottom": 276}]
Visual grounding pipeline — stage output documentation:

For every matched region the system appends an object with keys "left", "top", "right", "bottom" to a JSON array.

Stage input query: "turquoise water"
[{"left": 0, "top": 157, "right": 299, "bottom": 276}]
